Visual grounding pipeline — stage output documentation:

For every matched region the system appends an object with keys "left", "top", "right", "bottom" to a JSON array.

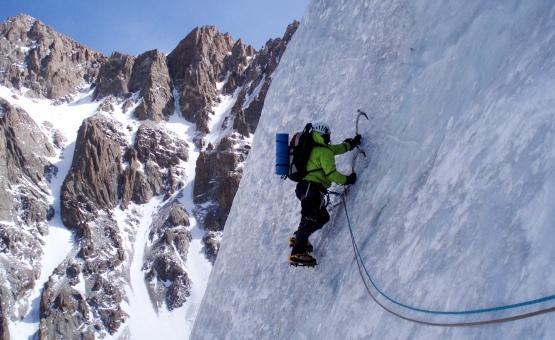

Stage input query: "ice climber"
[{"left": 289, "top": 122, "right": 361, "bottom": 266}]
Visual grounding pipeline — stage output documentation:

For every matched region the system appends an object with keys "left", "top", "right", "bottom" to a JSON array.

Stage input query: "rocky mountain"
[
  {"left": 0, "top": 13, "right": 298, "bottom": 340},
  {"left": 193, "top": 21, "right": 299, "bottom": 261},
  {"left": 168, "top": 26, "right": 236, "bottom": 133},
  {"left": 0, "top": 98, "right": 56, "bottom": 339},
  {"left": 0, "top": 14, "right": 105, "bottom": 100},
  {"left": 93, "top": 50, "right": 174, "bottom": 122},
  {"left": 41, "top": 114, "right": 129, "bottom": 338}
]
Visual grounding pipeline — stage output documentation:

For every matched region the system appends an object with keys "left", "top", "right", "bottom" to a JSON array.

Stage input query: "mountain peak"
[
  {"left": 6, "top": 13, "right": 37, "bottom": 25},
  {"left": 181, "top": 25, "right": 233, "bottom": 46},
  {"left": 1, "top": 13, "right": 38, "bottom": 38},
  {"left": 0, "top": 13, "right": 105, "bottom": 99}
]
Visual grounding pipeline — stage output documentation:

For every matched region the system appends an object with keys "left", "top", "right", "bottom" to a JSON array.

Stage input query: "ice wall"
[{"left": 191, "top": 0, "right": 555, "bottom": 338}]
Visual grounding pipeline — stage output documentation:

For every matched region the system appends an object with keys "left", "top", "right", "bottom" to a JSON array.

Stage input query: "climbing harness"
[{"left": 339, "top": 194, "right": 555, "bottom": 326}]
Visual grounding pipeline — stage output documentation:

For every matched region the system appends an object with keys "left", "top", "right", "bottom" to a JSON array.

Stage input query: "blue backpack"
[{"left": 276, "top": 123, "right": 314, "bottom": 182}]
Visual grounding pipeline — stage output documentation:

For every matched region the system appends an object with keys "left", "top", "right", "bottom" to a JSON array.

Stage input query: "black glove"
[
  {"left": 344, "top": 134, "right": 362, "bottom": 150},
  {"left": 345, "top": 172, "right": 357, "bottom": 185}
]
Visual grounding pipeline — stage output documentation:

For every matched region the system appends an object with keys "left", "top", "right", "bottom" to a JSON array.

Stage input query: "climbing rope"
[{"left": 339, "top": 194, "right": 555, "bottom": 327}]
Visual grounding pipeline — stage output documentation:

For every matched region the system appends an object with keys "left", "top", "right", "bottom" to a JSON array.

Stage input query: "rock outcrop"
[
  {"left": 39, "top": 280, "right": 95, "bottom": 340},
  {"left": 194, "top": 136, "right": 250, "bottom": 260},
  {"left": 133, "top": 121, "right": 188, "bottom": 168},
  {"left": 0, "top": 99, "right": 55, "bottom": 222},
  {"left": 222, "top": 40, "right": 257, "bottom": 95},
  {"left": 0, "top": 14, "right": 105, "bottom": 99},
  {"left": 232, "top": 21, "right": 299, "bottom": 136},
  {"left": 131, "top": 50, "right": 175, "bottom": 121},
  {"left": 60, "top": 114, "right": 126, "bottom": 229},
  {"left": 144, "top": 198, "right": 192, "bottom": 310},
  {"left": 121, "top": 122, "right": 188, "bottom": 208},
  {"left": 94, "top": 50, "right": 174, "bottom": 121},
  {"left": 121, "top": 149, "right": 153, "bottom": 208},
  {"left": 167, "top": 26, "right": 253, "bottom": 133},
  {"left": 93, "top": 52, "right": 136, "bottom": 99},
  {"left": 41, "top": 114, "right": 128, "bottom": 338},
  {"left": 0, "top": 99, "right": 55, "bottom": 330}
]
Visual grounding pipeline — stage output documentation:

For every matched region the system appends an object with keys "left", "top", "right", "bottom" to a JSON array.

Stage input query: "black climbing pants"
[{"left": 291, "top": 181, "right": 330, "bottom": 255}]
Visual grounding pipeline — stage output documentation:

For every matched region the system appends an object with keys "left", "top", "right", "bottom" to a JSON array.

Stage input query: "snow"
[
  {"left": 180, "top": 202, "right": 212, "bottom": 329},
  {"left": 1, "top": 86, "right": 97, "bottom": 339},
  {"left": 101, "top": 92, "right": 142, "bottom": 145},
  {"left": 119, "top": 198, "right": 168, "bottom": 340},
  {"left": 216, "top": 76, "right": 229, "bottom": 92},
  {"left": 243, "top": 76, "right": 265, "bottom": 110},
  {"left": 192, "top": 1, "right": 555, "bottom": 339},
  {"left": 0, "top": 86, "right": 100, "bottom": 142},
  {"left": 109, "top": 89, "right": 212, "bottom": 339},
  {"left": 205, "top": 91, "right": 239, "bottom": 146},
  {"left": 165, "top": 90, "right": 213, "bottom": 336}
]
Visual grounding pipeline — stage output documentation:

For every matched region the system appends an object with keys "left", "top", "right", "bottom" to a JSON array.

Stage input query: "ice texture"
[{"left": 191, "top": 0, "right": 555, "bottom": 339}]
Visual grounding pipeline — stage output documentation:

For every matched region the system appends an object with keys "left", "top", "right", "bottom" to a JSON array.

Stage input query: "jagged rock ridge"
[
  {"left": 232, "top": 21, "right": 300, "bottom": 136},
  {"left": 144, "top": 198, "right": 192, "bottom": 311},
  {"left": 0, "top": 14, "right": 105, "bottom": 99},
  {"left": 167, "top": 26, "right": 250, "bottom": 133},
  {"left": 94, "top": 49, "right": 174, "bottom": 121},
  {"left": 0, "top": 99, "right": 55, "bottom": 340},
  {"left": 194, "top": 21, "right": 299, "bottom": 259}
]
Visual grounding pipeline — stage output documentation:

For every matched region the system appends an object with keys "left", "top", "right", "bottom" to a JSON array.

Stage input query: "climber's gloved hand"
[
  {"left": 344, "top": 134, "right": 362, "bottom": 150},
  {"left": 345, "top": 172, "right": 357, "bottom": 185}
]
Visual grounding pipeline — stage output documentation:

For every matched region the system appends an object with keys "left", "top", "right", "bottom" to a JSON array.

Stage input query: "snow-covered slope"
[{"left": 191, "top": 0, "right": 555, "bottom": 338}]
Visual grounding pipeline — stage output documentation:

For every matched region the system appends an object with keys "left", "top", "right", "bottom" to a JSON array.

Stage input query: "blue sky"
[{"left": 1, "top": 0, "right": 310, "bottom": 55}]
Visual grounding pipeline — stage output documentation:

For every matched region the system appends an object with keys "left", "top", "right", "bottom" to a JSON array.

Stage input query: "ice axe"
[
  {"left": 356, "top": 109, "right": 368, "bottom": 156},
  {"left": 351, "top": 109, "right": 369, "bottom": 171}
]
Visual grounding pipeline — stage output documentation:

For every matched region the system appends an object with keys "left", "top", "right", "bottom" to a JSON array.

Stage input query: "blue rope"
[{"left": 340, "top": 195, "right": 555, "bottom": 316}]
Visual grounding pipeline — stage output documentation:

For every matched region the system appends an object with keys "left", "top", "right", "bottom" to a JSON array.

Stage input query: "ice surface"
[{"left": 192, "top": 1, "right": 555, "bottom": 339}]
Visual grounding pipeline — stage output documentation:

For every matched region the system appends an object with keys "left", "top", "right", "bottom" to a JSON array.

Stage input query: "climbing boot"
[{"left": 289, "top": 252, "right": 317, "bottom": 267}]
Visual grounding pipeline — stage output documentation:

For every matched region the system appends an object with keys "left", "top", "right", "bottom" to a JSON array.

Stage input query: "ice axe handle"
[{"left": 355, "top": 109, "right": 369, "bottom": 157}]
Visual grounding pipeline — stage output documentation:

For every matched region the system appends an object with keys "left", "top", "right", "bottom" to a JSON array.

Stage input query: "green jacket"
[{"left": 303, "top": 132, "right": 351, "bottom": 188}]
